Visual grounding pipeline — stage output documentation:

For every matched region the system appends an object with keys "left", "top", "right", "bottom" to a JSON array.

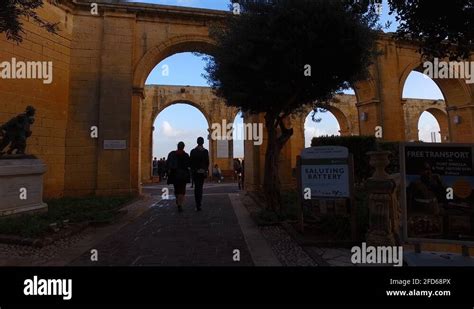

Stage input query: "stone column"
[
  {"left": 375, "top": 39, "right": 406, "bottom": 141},
  {"left": 130, "top": 89, "right": 142, "bottom": 194},
  {"left": 243, "top": 113, "right": 264, "bottom": 191},
  {"left": 447, "top": 105, "right": 474, "bottom": 143},
  {"left": 365, "top": 151, "right": 397, "bottom": 246},
  {"left": 357, "top": 100, "right": 381, "bottom": 137}
]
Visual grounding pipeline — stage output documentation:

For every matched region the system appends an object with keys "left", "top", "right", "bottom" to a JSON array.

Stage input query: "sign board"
[
  {"left": 300, "top": 146, "right": 351, "bottom": 198},
  {"left": 217, "top": 140, "right": 229, "bottom": 158},
  {"left": 104, "top": 140, "right": 127, "bottom": 150},
  {"left": 401, "top": 143, "right": 474, "bottom": 244},
  {"left": 296, "top": 146, "right": 356, "bottom": 238}
]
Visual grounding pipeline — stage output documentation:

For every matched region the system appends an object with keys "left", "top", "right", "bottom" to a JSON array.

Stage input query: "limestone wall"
[
  {"left": 0, "top": 0, "right": 470, "bottom": 198},
  {"left": 0, "top": 1, "right": 72, "bottom": 198}
]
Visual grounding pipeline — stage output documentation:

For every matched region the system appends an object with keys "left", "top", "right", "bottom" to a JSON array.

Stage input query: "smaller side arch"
[
  {"left": 424, "top": 107, "right": 450, "bottom": 142},
  {"left": 325, "top": 105, "right": 351, "bottom": 136},
  {"left": 152, "top": 99, "right": 213, "bottom": 128}
]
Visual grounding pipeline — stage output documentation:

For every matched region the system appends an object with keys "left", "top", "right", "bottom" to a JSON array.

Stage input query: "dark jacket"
[
  {"left": 167, "top": 150, "right": 191, "bottom": 185},
  {"left": 190, "top": 146, "right": 210, "bottom": 177}
]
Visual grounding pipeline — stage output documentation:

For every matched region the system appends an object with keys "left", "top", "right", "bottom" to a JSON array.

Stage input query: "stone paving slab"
[
  {"left": 69, "top": 193, "right": 254, "bottom": 266},
  {"left": 229, "top": 194, "right": 281, "bottom": 266}
]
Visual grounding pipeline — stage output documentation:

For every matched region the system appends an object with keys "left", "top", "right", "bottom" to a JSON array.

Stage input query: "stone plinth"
[
  {"left": 0, "top": 157, "right": 48, "bottom": 216},
  {"left": 365, "top": 151, "right": 397, "bottom": 246}
]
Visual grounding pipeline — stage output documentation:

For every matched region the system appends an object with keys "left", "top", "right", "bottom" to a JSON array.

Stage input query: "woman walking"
[{"left": 167, "top": 142, "right": 191, "bottom": 213}]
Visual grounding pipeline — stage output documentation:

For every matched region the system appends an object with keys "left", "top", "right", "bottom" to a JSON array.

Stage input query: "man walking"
[
  {"left": 190, "top": 137, "right": 210, "bottom": 211},
  {"left": 167, "top": 142, "right": 191, "bottom": 213}
]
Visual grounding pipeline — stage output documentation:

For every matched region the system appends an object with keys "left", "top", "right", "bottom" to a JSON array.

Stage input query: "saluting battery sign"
[{"left": 300, "top": 147, "right": 351, "bottom": 198}]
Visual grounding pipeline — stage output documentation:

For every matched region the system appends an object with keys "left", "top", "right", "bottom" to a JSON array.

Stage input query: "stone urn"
[
  {"left": 365, "top": 151, "right": 398, "bottom": 246},
  {"left": 367, "top": 151, "right": 391, "bottom": 181}
]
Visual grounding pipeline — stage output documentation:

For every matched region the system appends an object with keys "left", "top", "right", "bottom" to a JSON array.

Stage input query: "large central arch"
[
  {"left": 131, "top": 35, "right": 218, "bottom": 189},
  {"left": 140, "top": 85, "right": 239, "bottom": 184},
  {"left": 133, "top": 35, "right": 217, "bottom": 90}
]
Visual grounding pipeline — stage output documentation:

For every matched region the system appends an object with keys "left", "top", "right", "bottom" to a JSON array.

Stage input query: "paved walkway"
[{"left": 70, "top": 185, "right": 255, "bottom": 266}]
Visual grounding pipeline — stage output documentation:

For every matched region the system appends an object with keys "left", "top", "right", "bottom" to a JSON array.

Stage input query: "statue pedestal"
[{"left": 0, "top": 157, "right": 48, "bottom": 217}]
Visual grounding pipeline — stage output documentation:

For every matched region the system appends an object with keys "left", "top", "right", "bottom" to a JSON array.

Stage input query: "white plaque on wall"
[
  {"left": 104, "top": 140, "right": 127, "bottom": 150},
  {"left": 217, "top": 140, "right": 229, "bottom": 158}
]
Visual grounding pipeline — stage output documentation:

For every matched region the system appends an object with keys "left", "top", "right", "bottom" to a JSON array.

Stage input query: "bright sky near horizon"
[{"left": 134, "top": 0, "right": 446, "bottom": 158}]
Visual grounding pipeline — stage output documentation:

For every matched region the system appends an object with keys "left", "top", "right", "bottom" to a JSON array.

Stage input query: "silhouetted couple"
[{"left": 166, "top": 137, "right": 209, "bottom": 213}]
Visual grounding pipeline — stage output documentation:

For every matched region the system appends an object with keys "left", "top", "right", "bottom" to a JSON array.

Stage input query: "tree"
[
  {"left": 205, "top": 0, "right": 379, "bottom": 212},
  {"left": 0, "top": 0, "right": 58, "bottom": 43},
  {"left": 388, "top": 0, "right": 473, "bottom": 60}
]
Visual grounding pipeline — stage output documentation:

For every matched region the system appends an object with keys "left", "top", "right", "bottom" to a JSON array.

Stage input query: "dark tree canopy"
[
  {"left": 205, "top": 0, "right": 379, "bottom": 117},
  {"left": 388, "top": 0, "right": 474, "bottom": 60},
  {"left": 205, "top": 0, "right": 380, "bottom": 211},
  {"left": 0, "top": 0, "right": 58, "bottom": 43}
]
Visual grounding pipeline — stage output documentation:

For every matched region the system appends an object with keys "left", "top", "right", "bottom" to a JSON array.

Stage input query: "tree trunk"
[
  {"left": 262, "top": 113, "right": 293, "bottom": 213},
  {"left": 263, "top": 118, "right": 282, "bottom": 212}
]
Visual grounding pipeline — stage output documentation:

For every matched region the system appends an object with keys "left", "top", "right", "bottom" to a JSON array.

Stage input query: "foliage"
[
  {"left": 0, "top": 0, "right": 58, "bottom": 43},
  {"left": 205, "top": 0, "right": 380, "bottom": 212},
  {"left": 206, "top": 0, "right": 379, "bottom": 115},
  {"left": 388, "top": 0, "right": 474, "bottom": 60},
  {"left": 280, "top": 190, "right": 300, "bottom": 220},
  {"left": 254, "top": 191, "right": 300, "bottom": 225},
  {"left": 0, "top": 196, "right": 133, "bottom": 238}
]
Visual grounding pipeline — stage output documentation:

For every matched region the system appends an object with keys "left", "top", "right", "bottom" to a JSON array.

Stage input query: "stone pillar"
[
  {"left": 290, "top": 114, "right": 305, "bottom": 171},
  {"left": 365, "top": 151, "right": 397, "bottom": 246},
  {"left": 130, "top": 89, "right": 142, "bottom": 193},
  {"left": 95, "top": 12, "right": 138, "bottom": 196},
  {"left": 447, "top": 105, "right": 474, "bottom": 143},
  {"left": 375, "top": 39, "right": 406, "bottom": 141},
  {"left": 140, "top": 91, "right": 153, "bottom": 185},
  {"left": 357, "top": 100, "right": 381, "bottom": 137},
  {"left": 243, "top": 113, "right": 264, "bottom": 191},
  {"left": 0, "top": 158, "right": 48, "bottom": 216},
  {"left": 207, "top": 127, "right": 214, "bottom": 177}
]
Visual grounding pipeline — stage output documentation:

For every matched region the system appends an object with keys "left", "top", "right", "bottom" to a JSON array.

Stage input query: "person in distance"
[{"left": 190, "top": 137, "right": 210, "bottom": 211}]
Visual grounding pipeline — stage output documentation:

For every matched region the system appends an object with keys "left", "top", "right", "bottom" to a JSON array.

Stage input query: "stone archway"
[
  {"left": 399, "top": 62, "right": 473, "bottom": 142},
  {"left": 422, "top": 107, "right": 449, "bottom": 142},
  {"left": 133, "top": 35, "right": 217, "bottom": 91},
  {"left": 142, "top": 102, "right": 211, "bottom": 185},
  {"left": 6, "top": 0, "right": 473, "bottom": 197},
  {"left": 140, "top": 85, "right": 238, "bottom": 184},
  {"left": 402, "top": 98, "right": 448, "bottom": 142},
  {"left": 131, "top": 35, "right": 218, "bottom": 189}
]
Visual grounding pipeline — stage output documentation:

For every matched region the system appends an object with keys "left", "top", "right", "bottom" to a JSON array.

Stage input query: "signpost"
[
  {"left": 297, "top": 146, "right": 356, "bottom": 238},
  {"left": 103, "top": 140, "right": 127, "bottom": 150},
  {"left": 400, "top": 143, "right": 474, "bottom": 245}
]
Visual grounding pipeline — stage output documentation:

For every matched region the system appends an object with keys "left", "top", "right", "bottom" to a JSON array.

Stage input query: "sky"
[{"left": 138, "top": 0, "right": 445, "bottom": 158}]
